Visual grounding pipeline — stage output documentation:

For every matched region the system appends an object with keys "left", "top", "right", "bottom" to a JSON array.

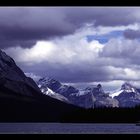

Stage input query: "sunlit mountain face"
[{"left": 1, "top": 7, "right": 140, "bottom": 93}]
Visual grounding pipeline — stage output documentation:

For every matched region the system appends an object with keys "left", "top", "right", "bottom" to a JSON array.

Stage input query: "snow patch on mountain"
[
  {"left": 109, "top": 82, "right": 139, "bottom": 98},
  {"left": 37, "top": 79, "right": 69, "bottom": 103},
  {"left": 110, "top": 90, "right": 124, "bottom": 98},
  {"left": 109, "top": 82, "right": 140, "bottom": 107}
]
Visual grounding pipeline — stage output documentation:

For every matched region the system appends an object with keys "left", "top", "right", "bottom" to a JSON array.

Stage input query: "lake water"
[{"left": 0, "top": 123, "right": 140, "bottom": 134}]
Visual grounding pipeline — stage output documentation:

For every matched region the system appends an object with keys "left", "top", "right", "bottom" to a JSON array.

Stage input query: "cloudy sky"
[{"left": 2, "top": 7, "right": 140, "bottom": 91}]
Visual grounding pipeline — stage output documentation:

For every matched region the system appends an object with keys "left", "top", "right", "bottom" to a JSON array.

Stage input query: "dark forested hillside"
[
  {"left": 0, "top": 87, "right": 84, "bottom": 122},
  {"left": 0, "top": 88, "right": 140, "bottom": 123}
]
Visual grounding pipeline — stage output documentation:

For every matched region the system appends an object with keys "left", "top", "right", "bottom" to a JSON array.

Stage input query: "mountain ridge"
[
  {"left": 37, "top": 77, "right": 119, "bottom": 108},
  {"left": 37, "top": 77, "right": 140, "bottom": 108}
]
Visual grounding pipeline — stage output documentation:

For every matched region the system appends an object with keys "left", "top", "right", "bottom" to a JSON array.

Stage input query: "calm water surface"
[{"left": 0, "top": 123, "right": 140, "bottom": 134}]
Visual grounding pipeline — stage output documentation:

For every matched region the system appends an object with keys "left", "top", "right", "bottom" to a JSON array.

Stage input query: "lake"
[{"left": 0, "top": 123, "right": 140, "bottom": 134}]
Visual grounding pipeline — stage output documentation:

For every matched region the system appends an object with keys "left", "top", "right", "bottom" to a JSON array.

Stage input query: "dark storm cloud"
[
  {"left": 18, "top": 61, "right": 114, "bottom": 83},
  {"left": 64, "top": 8, "right": 137, "bottom": 27},
  {"left": 0, "top": 7, "right": 76, "bottom": 48},
  {"left": 18, "top": 59, "right": 140, "bottom": 83},
  {"left": 0, "top": 24, "right": 65, "bottom": 48},
  {"left": 0, "top": 39, "right": 36, "bottom": 49},
  {"left": 123, "top": 29, "right": 140, "bottom": 39},
  {"left": 0, "top": 7, "right": 140, "bottom": 48}
]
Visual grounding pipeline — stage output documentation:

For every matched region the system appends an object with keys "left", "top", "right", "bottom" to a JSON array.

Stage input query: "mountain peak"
[
  {"left": 38, "top": 77, "right": 62, "bottom": 92},
  {"left": 0, "top": 49, "right": 15, "bottom": 68},
  {"left": 96, "top": 84, "right": 104, "bottom": 93},
  {"left": 109, "top": 82, "right": 138, "bottom": 98},
  {"left": 97, "top": 84, "right": 102, "bottom": 88},
  {"left": 121, "top": 82, "right": 136, "bottom": 93},
  {"left": 121, "top": 82, "right": 133, "bottom": 90},
  {"left": 109, "top": 82, "right": 140, "bottom": 107}
]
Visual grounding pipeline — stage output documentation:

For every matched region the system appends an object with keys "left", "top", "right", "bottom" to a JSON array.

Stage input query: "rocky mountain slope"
[
  {"left": 110, "top": 82, "right": 140, "bottom": 107},
  {"left": 37, "top": 78, "right": 119, "bottom": 108}
]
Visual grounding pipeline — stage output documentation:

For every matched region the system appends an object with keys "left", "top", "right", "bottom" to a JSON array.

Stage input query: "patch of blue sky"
[{"left": 86, "top": 30, "right": 123, "bottom": 44}]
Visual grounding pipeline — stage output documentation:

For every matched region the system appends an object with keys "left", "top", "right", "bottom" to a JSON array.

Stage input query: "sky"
[{"left": 2, "top": 7, "right": 140, "bottom": 91}]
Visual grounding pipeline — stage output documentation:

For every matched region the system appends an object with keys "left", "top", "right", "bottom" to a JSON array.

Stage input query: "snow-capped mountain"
[
  {"left": 38, "top": 80, "right": 69, "bottom": 103},
  {"left": 110, "top": 82, "right": 138, "bottom": 98},
  {"left": 38, "top": 77, "right": 62, "bottom": 92},
  {"left": 38, "top": 77, "right": 83, "bottom": 104},
  {"left": 37, "top": 78, "right": 119, "bottom": 108},
  {"left": 109, "top": 82, "right": 140, "bottom": 107},
  {"left": 121, "top": 82, "right": 137, "bottom": 92}
]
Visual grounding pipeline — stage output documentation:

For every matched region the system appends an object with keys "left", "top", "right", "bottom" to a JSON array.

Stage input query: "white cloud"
[
  {"left": 4, "top": 24, "right": 140, "bottom": 91},
  {"left": 4, "top": 32, "right": 105, "bottom": 65},
  {"left": 100, "top": 38, "right": 140, "bottom": 58},
  {"left": 25, "top": 72, "right": 41, "bottom": 82},
  {"left": 5, "top": 41, "right": 55, "bottom": 65},
  {"left": 107, "top": 66, "right": 140, "bottom": 81}
]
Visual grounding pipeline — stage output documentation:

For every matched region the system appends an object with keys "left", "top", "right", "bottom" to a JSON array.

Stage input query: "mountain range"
[
  {"left": 37, "top": 77, "right": 140, "bottom": 108},
  {"left": 1, "top": 48, "right": 140, "bottom": 122},
  {"left": 37, "top": 78, "right": 119, "bottom": 108}
]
